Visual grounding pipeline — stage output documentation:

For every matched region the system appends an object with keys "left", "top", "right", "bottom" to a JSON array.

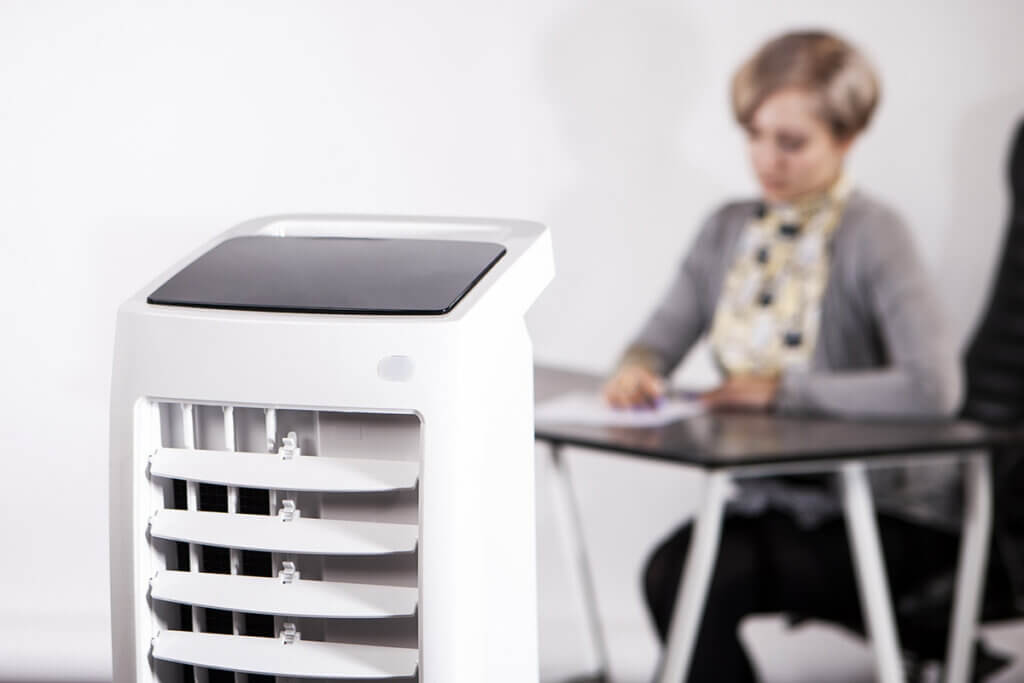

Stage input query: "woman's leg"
[
  {"left": 643, "top": 510, "right": 962, "bottom": 682},
  {"left": 644, "top": 514, "right": 771, "bottom": 683},
  {"left": 760, "top": 513, "right": 962, "bottom": 653}
]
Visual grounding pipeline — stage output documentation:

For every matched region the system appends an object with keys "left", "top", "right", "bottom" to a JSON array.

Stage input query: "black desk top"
[{"left": 534, "top": 365, "right": 1017, "bottom": 469}]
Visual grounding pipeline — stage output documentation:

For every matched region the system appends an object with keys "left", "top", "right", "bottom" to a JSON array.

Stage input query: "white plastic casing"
[{"left": 109, "top": 214, "right": 554, "bottom": 683}]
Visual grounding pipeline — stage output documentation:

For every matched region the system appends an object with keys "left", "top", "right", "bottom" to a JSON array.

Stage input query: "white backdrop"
[{"left": 1, "top": 1, "right": 1022, "bottom": 681}]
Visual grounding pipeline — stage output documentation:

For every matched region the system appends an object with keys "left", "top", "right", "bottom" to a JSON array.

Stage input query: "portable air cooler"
[{"left": 109, "top": 214, "right": 553, "bottom": 683}]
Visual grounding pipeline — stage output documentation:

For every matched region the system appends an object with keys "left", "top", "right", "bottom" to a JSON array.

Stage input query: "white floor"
[{"left": 538, "top": 613, "right": 1024, "bottom": 683}]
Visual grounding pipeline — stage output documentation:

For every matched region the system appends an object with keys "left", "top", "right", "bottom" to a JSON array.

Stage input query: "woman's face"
[{"left": 745, "top": 87, "right": 852, "bottom": 203}]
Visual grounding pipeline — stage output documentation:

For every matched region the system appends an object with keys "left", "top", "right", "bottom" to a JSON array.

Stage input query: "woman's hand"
[
  {"left": 603, "top": 364, "right": 666, "bottom": 409},
  {"left": 701, "top": 375, "right": 780, "bottom": 411}
]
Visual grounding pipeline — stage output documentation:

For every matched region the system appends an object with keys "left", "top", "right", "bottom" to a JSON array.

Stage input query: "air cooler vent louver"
[{"left": 143, "top": 402, "right": 421, "bottom": 683}]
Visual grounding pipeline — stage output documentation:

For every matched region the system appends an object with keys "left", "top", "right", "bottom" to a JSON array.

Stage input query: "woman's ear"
[{"left": 836, "top": 133, "right": 858, "bottom": 155}]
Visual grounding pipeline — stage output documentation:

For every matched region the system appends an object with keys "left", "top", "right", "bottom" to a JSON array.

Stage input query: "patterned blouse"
[{"left": 709, "top": 176, "right": 852, "bottom": 377}]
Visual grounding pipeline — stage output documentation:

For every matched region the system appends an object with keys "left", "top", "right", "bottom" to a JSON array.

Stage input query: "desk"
[{"left": 534, "top": 365, "right": 1016, "bottom": 683}]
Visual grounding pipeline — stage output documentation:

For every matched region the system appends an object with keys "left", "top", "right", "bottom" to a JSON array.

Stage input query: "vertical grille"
[{"left": 143, "top": 401, "right": 421, "bottom": 682}]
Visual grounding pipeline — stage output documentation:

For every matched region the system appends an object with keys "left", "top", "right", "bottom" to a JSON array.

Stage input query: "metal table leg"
[
  {"left": 840, "top": 462, "right": 905, "bottom": 683},
  {"left": 546, "top": 442, "right": 612, "bottom": 680},
  {"left": 657, "top": 470, "right": 731, "bottom": 683},
  {"left": 945, "top": 452, "right": 993, "bottom": 683}
]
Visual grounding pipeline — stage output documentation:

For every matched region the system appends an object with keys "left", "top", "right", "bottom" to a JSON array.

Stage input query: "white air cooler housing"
[{"left": 109, "top": 214, "right": 553, "bottom": 683}]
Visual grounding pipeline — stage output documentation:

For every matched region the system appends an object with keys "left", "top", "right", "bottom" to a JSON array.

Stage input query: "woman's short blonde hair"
[{"left": 732, "top": 31, "right": 880, "bottom": 139}]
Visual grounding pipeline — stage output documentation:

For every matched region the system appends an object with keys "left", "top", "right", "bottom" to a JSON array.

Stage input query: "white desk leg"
[
  {"left": 840, "top": 462, "right": 905, "bottom": 683},
  {"left": 945, "top": 452, "right": 993, "bottom": 683},
  {"left": 546, "top": 443, "right": 611, "bottom": 679},
  {"left": 658, "top": 470, "right": 730, "bottom": 683}
]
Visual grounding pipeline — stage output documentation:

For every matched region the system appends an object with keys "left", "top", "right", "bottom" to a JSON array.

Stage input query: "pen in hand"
[{"left": 639, "top": 387, "right": 702, "bottom": 411}]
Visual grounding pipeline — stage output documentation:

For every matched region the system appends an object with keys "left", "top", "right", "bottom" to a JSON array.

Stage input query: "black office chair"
[
  {"left": 962, "top": 116, "right": 1024, "bottom": 427},
  {"left": 896, "top": 117, "right": 1024, "bottom": 681},
  {"left": 963, "top": 115, "right": 1024, "bottom": 619}
]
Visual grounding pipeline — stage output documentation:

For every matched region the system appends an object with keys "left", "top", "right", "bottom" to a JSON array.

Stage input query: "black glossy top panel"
[{"left": 148, "top": 236, "right": 506, "bottom": 315}]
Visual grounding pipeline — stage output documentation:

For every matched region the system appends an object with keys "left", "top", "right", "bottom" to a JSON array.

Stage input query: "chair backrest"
[{"left": 962, "top": 118, "right": 1024, "bottom": 424}]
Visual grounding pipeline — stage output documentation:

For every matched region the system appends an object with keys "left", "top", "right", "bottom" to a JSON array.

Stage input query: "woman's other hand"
[
  {"left": 701, "top": 375, "right": 779, "bottom": 410},
  {"left": 603, "top": 364, "right": 666, "bottom": 409}
]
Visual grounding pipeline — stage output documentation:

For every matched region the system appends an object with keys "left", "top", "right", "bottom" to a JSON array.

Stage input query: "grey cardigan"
[{"left": 627, "top": 190, "right": 964, "bottom": 528}]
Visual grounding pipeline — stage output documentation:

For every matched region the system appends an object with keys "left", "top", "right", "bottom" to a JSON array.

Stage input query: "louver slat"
[
  {"left": 151, "top": 570, "right": 418, "bottom": 618},
  {"left": 149, "top": 509, "right": 417, "bottom": 555},
  {"left": 150, "top": 447, "right": 419, "bottom": 492},
  {"left": 151, "top": 631, "right": 419, "bottom": 679}
]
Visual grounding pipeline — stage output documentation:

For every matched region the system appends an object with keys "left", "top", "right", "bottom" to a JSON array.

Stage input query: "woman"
[{"left": 605, "top": 31, "right": 966, "bottom": 681}]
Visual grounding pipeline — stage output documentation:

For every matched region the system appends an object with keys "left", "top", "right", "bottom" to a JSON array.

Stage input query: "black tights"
[{"left": 643, "top": 510, "right": 961, "bottom": 682}]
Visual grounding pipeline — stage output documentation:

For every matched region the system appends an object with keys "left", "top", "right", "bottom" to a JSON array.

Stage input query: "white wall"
[{"left": 1, "top": 1, "right": 1021, "bottom": 681}]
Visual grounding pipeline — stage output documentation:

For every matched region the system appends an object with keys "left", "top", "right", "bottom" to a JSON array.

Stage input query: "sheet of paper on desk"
[{"left": 535, "top": 391, "right": 705, "bottom": 428}]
